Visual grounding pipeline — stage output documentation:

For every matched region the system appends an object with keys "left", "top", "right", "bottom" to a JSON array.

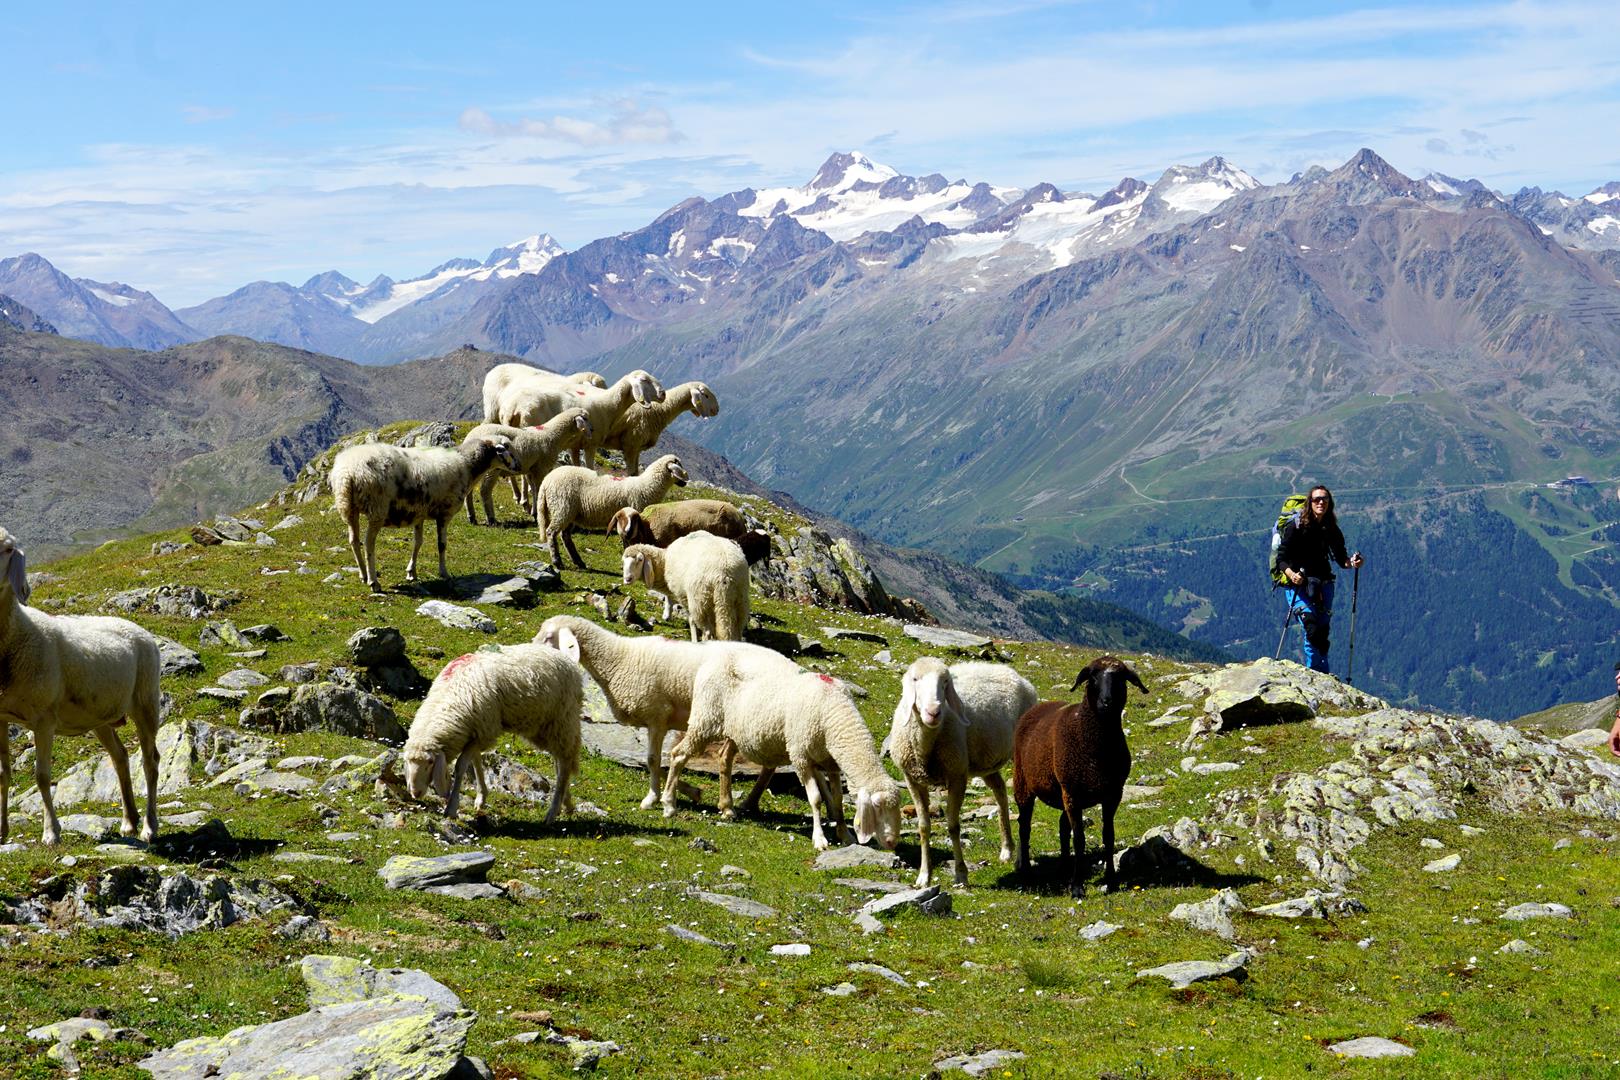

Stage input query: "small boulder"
[
  {"left": 813, "top": 845, "right": 904, "bottom": 871},
  {"left": 1328, "top": 1037, "right": 1415, "bottom": 1059},
  {"left": 416, "top": 600, "right": 497, "bottom": 633},
  {"left": 379, "top": 851, "right": 496, "bottom": 891},
  {"left": 1138, "top": 950, "right": 1252, "bottom": 989}
]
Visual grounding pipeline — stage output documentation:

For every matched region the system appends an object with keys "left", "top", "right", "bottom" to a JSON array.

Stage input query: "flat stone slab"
[
  {"left": 665, "top": 925, "right": 728, "bottom": 947},
  {"left": 1498, "top": 938, "right": 1541, "bottom": 954},
  {"left": 770, "top": 943, "right": 811, "bottom": 957},
  {"left": 216, "top": 668, "right": 270, "bottom": 690},
  {"left": 902, "top": 624, "right": 991, "bottom": 650},
  {"left": 813, "top": 845, "right": 904, "bottom": 871},
  {"left": 273, "top": 851, "right": 349, "bottom": 865},
  {"left": 691, "top": 890, "right": 776, "bottom": 919},
  {"left": 834, "top": 877, "right": 912, "bottom": 894},
  {"left": 416, "top": 600, "right": 496, "bottom": 633},
  {"left": 422, "top": 882, "right": 506, "bottom": 900},
  {"left": 820, "top": 626, "right": 889, "bottom": 645},
  {"left": 1501, "top": 902, "right": 1572, "bottom": 921},
  {"left": 1138, "top": 951, "right": 1252, "bottom": 989},
  {"left": 379, "top": 852, "right": 495, "bottom": 891},
  {"left": 1078, "top": 920, "right": 1121, "bottom": 941},
  {"left": 1558, "top": 728, "right": 1610, "bottom": 749},
  {"left": 1423, "top": 853, "right": 1462, "bottom": 873},
  {"left": 848, "top": 961, "right": 909, "bottom": 986},
  {"left": 138, "top": 993, "right": 471, "bottom": 1080},
  {"left": 862, "top": 886, "right": 952, "bottom": 918},
  {"left": 1328, "top": 1036, "right": 1415, "bottom": 1059},
  {"left": 1190, "top": 761, "right": 1241, "bottom": 775},
  {"left": 301, "top": 955, "right": 463, "bottom": 1011},
  {"left": 1250, "top": 895, "right": 1327, "bottom": 919},
  {"left": 197, "top": 687, "right": 248, "bottom": 703},
  {"left": 937, "top": 1049, "right": 1027, "bottom": 1076}
]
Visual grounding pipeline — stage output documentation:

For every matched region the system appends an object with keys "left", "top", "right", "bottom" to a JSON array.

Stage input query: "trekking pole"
[
  {"left": 1347, "top": 564, "right": 1361, "bottom": 686},
  {"left": 1274, "top": 601, "right": 1294, "bottom": 660}
]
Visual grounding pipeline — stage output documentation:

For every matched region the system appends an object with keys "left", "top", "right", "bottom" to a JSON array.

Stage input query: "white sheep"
[
  {"left": 0, "top": 527, "right": 162, "bottom": 846},
  {"left": 661, "top": 650, "right": 902, "bottom": 851},
  {"left": 535, "top": 454, "right": 688, "bottom": 570},
  {"left": 887, "top": 657, "right": 1037, "bottom": 886},
  {"left": 481, "top": 363, "right": 605, "bottom": 423},
  {"left": 330, "top": 435, "right": 519, "bottom": 592},
  {"left": 498, "top": 369, "right": 664, "bottom": 467},
  {"left": 461, "top": 409, "right": 593, "bottom": 525},
  {"left": 602, "top": 381, "right": 719, "bottom": 474},
  {"left": 622, "top": 533, "right": 750, "bottom": 642},
  {"left": 402, "top": 644, "right": 585, "bottom": 822}
]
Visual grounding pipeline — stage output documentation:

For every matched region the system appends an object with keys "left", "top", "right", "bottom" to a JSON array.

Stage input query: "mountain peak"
[
  {"left": 1325, "top": 148, "right": 1423, "bottom": 200},
  {"left": 1583, "top": 181, "right": 1620, "bottom": 205},
  {"left": 808, "top": 150, "right": 899, "bottom": 192}
]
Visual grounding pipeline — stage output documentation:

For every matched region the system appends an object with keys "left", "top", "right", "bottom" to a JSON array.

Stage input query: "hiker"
[
  {"left": 1608, "top": 662, "right": 1620, "bottom": 758},
  {"left": 1276, "top": 485, "right": 1363, "bottom": 674}
]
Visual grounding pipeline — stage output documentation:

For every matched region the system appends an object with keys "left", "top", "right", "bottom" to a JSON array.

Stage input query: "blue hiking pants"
[{"left": 1283, "top": 578, "right": 1335, "bottom": 674}]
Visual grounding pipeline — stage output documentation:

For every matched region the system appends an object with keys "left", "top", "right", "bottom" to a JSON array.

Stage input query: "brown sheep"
[
  {"left": 606, "top": 502, "right": 774, "bottom": 566},
  {"left": 1012, "top": 654, "right": 1144, "bottom": 898}
]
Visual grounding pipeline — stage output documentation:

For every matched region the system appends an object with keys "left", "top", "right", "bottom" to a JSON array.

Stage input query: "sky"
[{"left": 5, "top": 0, "right": 1620, "bottom": 306}]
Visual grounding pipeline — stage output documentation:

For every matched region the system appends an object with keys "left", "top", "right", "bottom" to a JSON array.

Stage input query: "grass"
[{"left": 3, "top": 452, "right": 1619, "bottom": 1078}]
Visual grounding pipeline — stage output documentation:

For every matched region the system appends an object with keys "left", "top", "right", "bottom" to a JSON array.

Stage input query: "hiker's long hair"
[{"left": 1299, "top": 485, "right": 1338, "bottom": 529}]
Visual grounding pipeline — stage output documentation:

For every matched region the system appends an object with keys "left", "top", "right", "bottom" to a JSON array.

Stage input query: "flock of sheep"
[{"left": 0, "top": 358, "right": 1148, "bottom": 896}]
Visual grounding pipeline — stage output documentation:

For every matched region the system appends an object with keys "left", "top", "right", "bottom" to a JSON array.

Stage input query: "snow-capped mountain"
[
  {"left": 339, "top": 233, "right": 566, "bottom": 324},
  {"left": 0, "top": 253, "right": 196, "bottom": 349}
]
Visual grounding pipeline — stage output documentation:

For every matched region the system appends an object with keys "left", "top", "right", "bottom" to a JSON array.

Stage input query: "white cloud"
[{"left": 458, "top": 98, "right": 681, "bottom": 147}]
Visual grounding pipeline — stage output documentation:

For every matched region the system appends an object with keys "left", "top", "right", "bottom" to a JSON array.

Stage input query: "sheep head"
[
  {"left": 0, "top": 528, "right": 29, "bottom": 605},
  {"left": 647, "top": 455, "right": 688, "bottom": 488},
  {"left": 606, "top": 508, "right": 654, "bottom": 546},
  {"left": 403, "top": 746, "right": 450, "bottom": 801},
  {"left": 1070, "top": 655, "right": 1145, "bottom": 716},
  {"left": 895, "top": 657, "right": 963, "bottom": 733},
  {"left": 854, "top": 785, "right": 902, "bottom": 850},
  {"left": 622, "top": 545, "right": 660, "bottom": 586},
  {"left": 626, "top": 369, "right": 666, "bottom": 405},
  {"left": 534, "top": 617, "right": 582, "bottom": 660},
  {"left": 689, "top": 383, "right": 720, "bottom": 418}
]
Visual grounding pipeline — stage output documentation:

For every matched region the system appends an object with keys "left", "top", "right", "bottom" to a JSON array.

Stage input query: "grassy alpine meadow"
[{"left": 2, "top": 451, "right": 1619, "bottom": 1079}]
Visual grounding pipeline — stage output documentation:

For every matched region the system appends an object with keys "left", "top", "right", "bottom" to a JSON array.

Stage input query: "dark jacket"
[{"left": 1278, "top": 516, "right": 1350, "bottom": 583}]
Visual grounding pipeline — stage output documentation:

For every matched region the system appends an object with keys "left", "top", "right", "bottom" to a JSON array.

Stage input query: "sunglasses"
[{"left": 1310, "top": 495, "right": 1330, "bottom": 503}]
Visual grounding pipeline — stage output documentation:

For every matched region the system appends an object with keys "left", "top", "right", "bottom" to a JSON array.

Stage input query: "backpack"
[{"left": 1268, "top": 493, "right": 1309, "bottom": 587}]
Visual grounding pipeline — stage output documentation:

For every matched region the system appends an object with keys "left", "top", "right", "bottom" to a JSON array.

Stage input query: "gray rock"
[
  {"left": 1501, "top": 902, "right": 1573, "bottom": 921},
  {"left": 1078, "top": 920, "right": 1121, "bottom": 941},
  {"left": 217, "top": 668, "right": 270, "bottom": 690},
  {"left": 691, "top": 890, "right": 776, "bottom": 919},
  {"left": 151, "top": 540, "right": 187, "bottom": 556},
  {"left": 1328, "top": 1037, "right": 1415, "bottom": 1059},
  {"left": 862, "top": 886, "right": 951, "bottom": 919},
  {"left": 1191, "top": 761, "right": 1241, "bottom": 775},
  {"left": 138, "top": 993, "right": 472, "bottom": 1080},
  {"left": 512, "top": 561, "right": 564, "bottom": 592},
  {"left": 277, "top": 915, "right": 331, "bottom": 942},
  {"left": 853, "top": 911, "right": 886, "bottom": 936},
  {"left": 277, "top": 755, "right": 327, "bottom": 771},
  {"left": 1498, "top": 938, "right": 1541, "bottom": 954},
  {"left": 719, "top": 865, "right": 751, "bottom": 879},
  {"left": 271, "top": 514, "right": 304, "bottom": 532},
  {"left": 813, "top": 845, "right": 904, "bottom": 871},
  {"left": 212, "top": 517, "right": 254, "bottom": 542},
  {"left": 423, "top": 882, "right": 506, "bottom": 900},
  {"left": 109, "top": 584, "right": 232, "bottom": 620},
  {"left": 770, "top": 943, "right": 811, "bottom": 957},
  {"left": 834, "top": 877, "right": 911, "bottom": 894},
  {"left": 16, "top": 720, "right": 200, "bottom": 814},
  {"left": 1137, "top": 951, "right": 1252, "bottom": 988},
  {"left": 416, "top": 600, "right": 496, "bottom": 633},
  {"left": 284, "top": 683, "right": 404, "bottom": 742},
  {"left": 847, "top": 961, "right": 909, "bottom": 986},
  {"left": 1250, "top": 894, "right": 1328, "bottom": 919},
  {"left": 272, "top": 851, "right": 347, "bottom": 864},
  {"left": 937, "top": 1049, "right": 1027, "bottom": 1076},
  {"left": 241, "top": 624, "right": 290, "bottom": 643},
  {"left": 1559, "top": 728, "right": 1611, "bottom": 749},
  {"left": 199, "top": 620, "right": 250, "bottom": 649},
  {"left": 198, "top": 687, "right": 248, "bottom": 703},
  {"left": 254, "top": 532, "right": 277, "bottom": 547},
  {"left": 5, "top": 865, "right": 294, "bottom": 937},
  {"left": 347, "top": 626, "right": 406, "bottom": 667},
  {"left": 1169, "top": 888, "right": 1245, "bottom": 940},
  {"left": 1423, "top": 853, "right": 1462, "bottom": 873},
  {"left": 379, "top": 851, "right": 495, "bottom": 891},
  {"left": 472, "top": 577, "right": 537, "bottom": 608},
  {"left": 546, "top": 1032, "right": 621, "bottom": 1071},
  {"left": 822, "top": 982, "right": 858, "bottom": 997},
  {"left": 665, "top": 924, "right": 728, "bottom": 947},
  {"left": 902, "top": 624, "right": 991, "bottom": 650},
  {"left": 279, "top": 662, "right": 320, "bottom": 684},
  {"left": 155, "top": 636, "right": 205, "bottom": 677},
  {"left": 821, "top": 626, "right": 889, "bottom": 645},
  {"left": 301, "top": 954, "right": 465, "bottom": 1011}
]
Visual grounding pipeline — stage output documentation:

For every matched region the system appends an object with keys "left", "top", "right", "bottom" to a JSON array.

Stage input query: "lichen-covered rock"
[
  {"left": 416, "top": 600, "right": 496, "bottom": 634},
  {"left": 284, "top": 682, "right": 405, "bottom": 743},
  {"left": 379, "top": 852, "right": 495, "bottom": 891},
  {"left": 1169, "top": 888, "right": 1245, "bottom": 940},
  {"left": 301, "top": 955, "right": 463, "bottom": 1011},
  {"left": 15, "top": 720, "right": 200, "bottom": 814}
]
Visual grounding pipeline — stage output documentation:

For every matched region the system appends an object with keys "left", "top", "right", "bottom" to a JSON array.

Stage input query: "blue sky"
[{"left": 6, "top": 1, "right": 1619, "bottom": 305}]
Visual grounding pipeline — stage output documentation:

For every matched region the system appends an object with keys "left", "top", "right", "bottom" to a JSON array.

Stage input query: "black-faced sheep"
[
  {"left": 330, "top": 435, "right": 519, "bottom": 592},
  {"left": 0, "top": 527, "right": 162, "bottom": 846},
  {"left": 1012, "top": 654, "right": 1144, "bottom": 898}
]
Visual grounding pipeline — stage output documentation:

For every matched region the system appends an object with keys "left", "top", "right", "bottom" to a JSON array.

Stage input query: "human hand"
[
  {"left": 1284, "top": 567, "right": 1303, "bottom": 587},
  {"left": 1611, "top": 712, "right": 1620, "bottom": 758},
  {"left": 1349, "top": 552, "right": 1364, "bottom": 569}
]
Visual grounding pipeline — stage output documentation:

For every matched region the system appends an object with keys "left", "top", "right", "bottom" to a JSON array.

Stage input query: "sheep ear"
[
  {"left": 1070, "top": 663, "right": 1096, "bottom": 692},
  {"left": 1124, "top": 664, "right": 1146, "bottom": 693},
  {"left": 853, "top": 789, "right": 877, "bottom": 845},
  {"left": 943, "top": 676, "right": 966, "bottom": 721},
  {"left": 432, "top": 752, "right": 449, "bottom": 797},
  {"left": 893, "top": 674, "right": 916, "bottom": 728},
  {"left": 7, "top": 546, "right": 28, "bottom": 605},
  {"left": 555, "top": 626, "right": 581, "bottom": 662},
  {"left": 607, "top": 509, "right": 627, "bottom": 537}
]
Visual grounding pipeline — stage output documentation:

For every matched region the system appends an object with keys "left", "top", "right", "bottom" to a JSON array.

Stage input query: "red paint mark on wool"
[
  {"left": 816, "top": 673, "right": 836, "bottom": 685},
  {"left": 531, "top": 424, "right": 544, "bottom": 431},
  {"left": 441, "top": 654, "right": 477, "bottom": 681}
]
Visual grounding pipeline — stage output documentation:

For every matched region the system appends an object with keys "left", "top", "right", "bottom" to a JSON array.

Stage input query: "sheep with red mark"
[
  {"left": 481, "top": 363, "right": 606, "bottom": 423},
  {"left": 1012, "top": 654, "right": 1144, "bottom": 898},
  {"left": 535, "top": 454, "right": 688, "bottom": 571},
  {"left": 461, "top": 409, "right": 593, "bottom": 524}
]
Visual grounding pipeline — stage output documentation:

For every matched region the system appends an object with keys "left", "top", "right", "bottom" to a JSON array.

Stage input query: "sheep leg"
[
  {"left": 823, "top": 766, "right": 848, "bottom": 846},
  {"left": 363, "top": 520, "right": 383, "bottom": 592},
  {"left": 717, "top": 740, "right": 739, "bottom": 819},
  {"left": 796, "top": 765, "right": 832, "bottom": 850},
  {"left": 34, "top": 723, "right": 60, "bottom": 846},
  {"left": 93, "top": 724, "right": 140, "bottom": 838},
  {"left": 1058, "top": 811, "right": 1070, "bottom": 859},
  {"left": 907, "top": 779, "right": 933, "bottom": 886},
  {"left": 434, "top": 516, "right": 450, "bottom": 579},
  {"left": 546, "top": 523, "right": 564, "bottom": 569},
  {"left": 659, "top": 728, "right": 699, "bottom": 817},
  {"left": 345, "top": 513, "right": 370, "bottom": 589},
  {"left": 984, "top": 770, "right": 1015, "bottom": 863},
  {"left": 737, "top": 766, "right": 774, "bottom": 816},
  {"left": 404, "top": 522, "right": 424, "bottom": 582},
  {"left": 1015, "top": 799, "right": 1034, "bottom": 876},
  {"left": 1062, "top": 790, "right": 1087, "bottom": 898},
  {"left": 641, "top": 722, "right": 666, "bottom": 810},
  {"left": 543, "top": 750, "right": 572, "bottom": 824},
  {"left": 472, "top": 756, "right": 488, "bottom": 814},
  {"left": 946, "top": 777, "right": 969, "bottom": 887},
  {"left": 137, "top": 716, "right": 159, "bottom": 842},
  {"left": 1100, "top": 798, "right": 1119, "bottom": 894},
  {"left": 0, "top": 722, "right": 10, "bottom": 844},
  {"left": 444, "top": 745, "right": 477, "bottom": 820},
  {"left": 562, "top": 527, "right": 587, "bottom": 570}
]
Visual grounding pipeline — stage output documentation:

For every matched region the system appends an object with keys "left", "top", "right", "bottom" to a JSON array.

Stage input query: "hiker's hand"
[
  {"left": 1610, "top": 713, "right": 1620, "bottom": 758},
  {"left": 1348, "top": 552, "right": 1364, "bottom": 569},
  {"left": 1284, "top": 568, "right": 1303, "bottom": 586}
]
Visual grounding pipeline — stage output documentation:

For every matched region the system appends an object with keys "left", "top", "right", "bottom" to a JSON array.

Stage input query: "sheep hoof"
[
  {"left": 719, "top": 808, "right": 736, "bottom": 821},
  {"left": 915, "top": 871, "right": 931, "bottom": 888},
  {"left": 638, "top": 791, "right": 659, "bottom": 810},
  {"left": 41, "top": 829, "right": 61, "bottom": 847},
  {"left": 139, "top": 825, "right": 156, "bottom": 843},
  {"left": 998, "top": 848, "right": 1013, "bottom": 863},
  {"left": 368, "top": 582, "right": 383, "bottom": 595},
  {"left": 660, "top": 803, "right": 678, "bottom": 819},
  {"left": 953, "top": 870, "right": 970, "bottom": 888}
]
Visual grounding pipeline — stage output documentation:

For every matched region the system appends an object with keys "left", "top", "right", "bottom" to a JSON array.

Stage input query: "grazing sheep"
[
  {"left": 402, "top": 644, "right": 585, "bottom": 822},
  {"left": 607, "top": 500, "right": 748, "bottom": 548},
  {"left": 1013, "top": 655, "right": 1144, "bottom": 897},
  {"left": 622, "top": 533, "right": 750, "bottom": 642},
  {"left": 481, "top": 363, "right": 605, "bottom": 423},
  {"left": 888, "top": 658, "right": 1037, "bottom": 886},
  {"left": 498, "top": 369, "right": 664, "bottom": 467},
  {"left": 602, "top": 381, "right": 719, "bottom": 474},
  {"left": 0, "top": 527, "right": 161, "bottom": 846},
  {"left": 536, "top": 614, "right": 791, "bottom": 810},
  {"left": 330, "top": 435, "right": 519, "bottom": 592},
  {"left": 461, "top": 410, "right": 593, "bottom": 525},
  {"left": 536, "top": 454, "right": 688, "bottom": 570},
  {"left": 661, "top": 651, "right": 902, "bottom": 851}
]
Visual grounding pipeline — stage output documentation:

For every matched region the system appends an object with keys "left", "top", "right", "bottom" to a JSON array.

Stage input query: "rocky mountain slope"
[{"left": 0, "top": 501, "right": 1615, "bottom": 1076}]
